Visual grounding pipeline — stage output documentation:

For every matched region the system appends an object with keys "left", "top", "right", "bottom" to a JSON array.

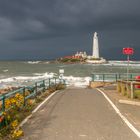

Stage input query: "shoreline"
[{"left": 0, "top": 86, "right": 19, "bottom": 95}]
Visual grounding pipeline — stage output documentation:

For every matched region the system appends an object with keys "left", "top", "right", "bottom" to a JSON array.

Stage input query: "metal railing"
[
  {"left": 91, "top": 73, "right": 140, "bottom": 82},
  {"left": 0, "top": 78, "right": 65, "bottom": 116}
]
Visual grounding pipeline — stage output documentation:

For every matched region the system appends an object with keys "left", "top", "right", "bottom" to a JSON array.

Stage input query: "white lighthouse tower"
[
  {"left": 86, "top": 32, "right": 106, "bottom": 64},
  {"left": 92, "top": 32, "right": 99, "bottom": 58}
]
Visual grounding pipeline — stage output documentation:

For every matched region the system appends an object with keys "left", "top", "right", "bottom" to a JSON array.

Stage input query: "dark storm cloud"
[{"left": 0, "top": 0, "right": 140, "bottom": 60}]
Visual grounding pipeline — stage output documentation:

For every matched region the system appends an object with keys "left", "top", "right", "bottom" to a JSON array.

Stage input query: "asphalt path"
[{"left": 21, "top": 88, "right": 140, "bottom": 140}]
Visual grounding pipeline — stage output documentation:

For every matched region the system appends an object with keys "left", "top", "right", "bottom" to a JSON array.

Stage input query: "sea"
[{"left": 0, "top": 61, "right": 140, "bottom": 89}]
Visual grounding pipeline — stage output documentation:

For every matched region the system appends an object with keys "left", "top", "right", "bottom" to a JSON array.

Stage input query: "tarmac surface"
[
  {"left": 21, "top": 88, "right": 140, "bottom": 140},
  {"left": 102, "top": 86, "right": 140, "bottom": 132}
]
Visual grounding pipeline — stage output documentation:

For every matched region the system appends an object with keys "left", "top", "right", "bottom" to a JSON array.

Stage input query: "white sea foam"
[
  {"left": 3, "top": 69, "right": 8, "bottom": 72},
  {"left": 63, "top": 76, "right": 92, "bottom": 88},
  {"left": 108, "top": 61, "right": 140, "bottom": 67},
  {"left": 58, "top": 65, "right": 68, "bottom": 68},
  {"left": 27, "top": 61, "right": 41, "bottom": 64},
  {"left": 0, "top": 73, "right": 92, "bottom": 89},
  {"left": 87, "top": 61, "right": 140, "bottom": 67},
  {"left": 33, "top": 73, "right": 43, "bottom": 76},
  {"left": 0, "top": 73, "right": 55, "bottom": 83}
]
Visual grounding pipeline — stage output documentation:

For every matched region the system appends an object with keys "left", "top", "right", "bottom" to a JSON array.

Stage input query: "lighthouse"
[
  {"left": 86, "top": 32, "right": 106, "bottom": 63},
  {"left": 92, "top": 32, "right": 99, "bottom": 58}
]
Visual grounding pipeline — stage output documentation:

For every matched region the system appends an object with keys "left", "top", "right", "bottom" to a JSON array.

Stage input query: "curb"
[
  {"left": 119, "top": 100, "right": 140, "bottom": 106},
  {"left": 101, "top": 88, "right": 140, "bottom": 107}
]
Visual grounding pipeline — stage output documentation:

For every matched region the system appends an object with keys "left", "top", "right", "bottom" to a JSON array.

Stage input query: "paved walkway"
[
  {"left": 21, "top": 88, "right": 139, "bottom": 140},
  {"left": 102, "top": 86, "right": 140, "bottom": 131}
]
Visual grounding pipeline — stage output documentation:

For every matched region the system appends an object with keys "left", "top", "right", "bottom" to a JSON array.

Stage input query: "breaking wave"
[
  {"left": 0, "top": 72, "right": 92, "bottom": 89},
  {"left": 27, "top": 61, "right": 41, "bottom": 64}
]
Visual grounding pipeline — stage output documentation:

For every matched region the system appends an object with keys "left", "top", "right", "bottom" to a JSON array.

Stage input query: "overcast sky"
[{"left": 0, "top": 0, "right": 140, "bottom": 60}]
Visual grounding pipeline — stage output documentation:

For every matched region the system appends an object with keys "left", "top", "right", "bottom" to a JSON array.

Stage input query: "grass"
[{"left": 134, "top": 89, "right": 140, "bottom": 99}]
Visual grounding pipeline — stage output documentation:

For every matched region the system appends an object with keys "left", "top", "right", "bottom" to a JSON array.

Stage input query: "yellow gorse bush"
[
  {"left": 10, "top": 118, "right": 24, "bottom": 139},
  {"left": 5, "top": 93, "right": 24, "bottom": 109},
  {"left": 5, "top": 99, "right": 11, "bottom": 109},
  {"left": 12, "top": 129, "right": 24, "bottom": 138},
  {"left": 0, "top": 89, "right": 36, "bottom": 139},
  {"left": 11, "top": 120, "right": 18, "bottom": 128}
]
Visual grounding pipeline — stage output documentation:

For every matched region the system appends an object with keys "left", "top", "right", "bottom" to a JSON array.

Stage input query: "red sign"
[{"left": 123, "top": 48, "right": 134, "bottom": 55}]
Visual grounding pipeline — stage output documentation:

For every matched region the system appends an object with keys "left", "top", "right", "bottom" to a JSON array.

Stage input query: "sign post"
[
  {"left": 123, "top": 47, "right": 134, "bottom": 81},
  {"left": 59, "top": 69, "right": 64, "bottom": 82}
]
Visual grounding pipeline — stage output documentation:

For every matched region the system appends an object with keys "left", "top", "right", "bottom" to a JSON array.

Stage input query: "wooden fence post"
[
  {"left": 121, "top": 82, "right": 126, "bottom": 95},
  {"left": 117, "top": 81, "right": 121, "bottom": 92},
  {"left": 130, "top": 82, "right": 134, "bottom": 99},
  {"left": 126, "top": 82, "right": 131, "bottom": 97}
]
